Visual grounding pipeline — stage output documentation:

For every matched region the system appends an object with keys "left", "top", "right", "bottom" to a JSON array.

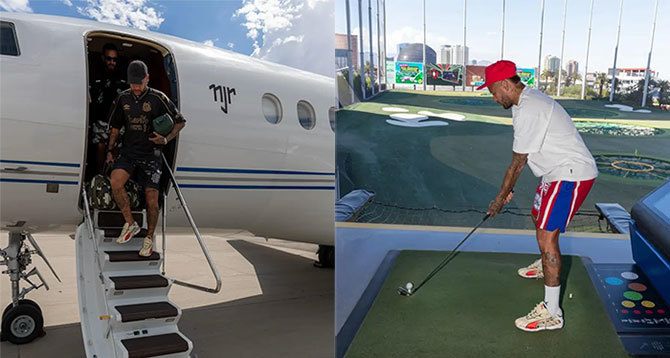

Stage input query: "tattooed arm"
[{"left": 487, "top": 151, "right": 528, "bottom": 217}]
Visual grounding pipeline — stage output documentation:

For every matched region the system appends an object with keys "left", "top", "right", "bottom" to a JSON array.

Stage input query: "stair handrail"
[
  {"left": 161, "top": 154, "right": 222, "bottom": 293},
  {"left": 81, "top": 188, "right": 115, "bottom": 344},
  {"left": 81, "top": 188, "right": 105, "bottom": 282}
]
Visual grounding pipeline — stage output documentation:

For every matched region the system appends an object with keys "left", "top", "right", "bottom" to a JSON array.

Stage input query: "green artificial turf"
[
  {"left": 345, "top": 251, "right": 629, "bottom": 358},
  {"left": 336, "top": 91, "right": 670, "bottom": 230}
]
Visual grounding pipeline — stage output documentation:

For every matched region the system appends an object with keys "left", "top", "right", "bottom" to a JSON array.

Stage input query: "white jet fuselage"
[{"left": 0, "top": 13, "right": 335, "bottom": 245}]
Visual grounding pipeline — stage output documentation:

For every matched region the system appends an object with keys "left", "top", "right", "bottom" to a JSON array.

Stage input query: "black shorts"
[{"left": 113, "top": 154, "right": 162, "bottom": 190}]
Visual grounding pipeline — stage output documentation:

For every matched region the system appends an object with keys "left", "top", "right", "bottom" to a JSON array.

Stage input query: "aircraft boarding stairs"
[{"left": 76, "top": 155, "right": 221, "bottom": 358}]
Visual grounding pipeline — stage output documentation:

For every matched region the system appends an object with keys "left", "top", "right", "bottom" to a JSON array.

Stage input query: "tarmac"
[{"left": 0, "top": 229, "right": 333, "bottom": 357}]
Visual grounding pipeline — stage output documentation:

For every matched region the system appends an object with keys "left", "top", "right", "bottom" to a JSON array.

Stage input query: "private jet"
[{"left": 0, "top": 12, "right": 335, "bottom": 357}]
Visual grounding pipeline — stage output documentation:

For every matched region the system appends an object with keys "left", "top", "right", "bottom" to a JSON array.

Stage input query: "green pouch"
[{"left": 152, "top": 113, "right": 174, "bottom": 137}]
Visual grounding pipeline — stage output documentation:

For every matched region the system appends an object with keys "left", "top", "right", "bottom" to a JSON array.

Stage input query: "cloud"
[
  {"left": 77, "top": 0, "right": 164, "bottom": 30},
  {"left": 62, "top": 0, "right": 72, "bottom": 6},
  {"left": 0, "top": 0, "right": 32, "bottom": 12},
  {"left": 386, "top": 26, "right": 452, "bottom": 56},
  {"left": 203, "top": 39, "right": 216, "bottom": 47},
  {"left": 227, "top": 42, "right": 235, "bottom": 49},
  {"left": 235, "top": 0, "right": 334, "bottom": 77},
  {"left": 234, "top": 0, "right": 302, "bottom": 53}
]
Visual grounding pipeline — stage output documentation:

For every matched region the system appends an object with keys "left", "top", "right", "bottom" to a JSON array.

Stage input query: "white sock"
[{"left": 544, "top": 285, "right": 561, "bottom": 316}]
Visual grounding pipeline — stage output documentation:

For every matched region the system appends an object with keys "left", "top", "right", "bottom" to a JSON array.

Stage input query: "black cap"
[{"left": 127, "top": 60, "right": 148, "bottom": 84}]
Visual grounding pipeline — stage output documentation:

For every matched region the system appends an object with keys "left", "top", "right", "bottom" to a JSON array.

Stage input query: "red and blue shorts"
[{"left": 531, "top": 179, "right": 595, "bottom": 233}]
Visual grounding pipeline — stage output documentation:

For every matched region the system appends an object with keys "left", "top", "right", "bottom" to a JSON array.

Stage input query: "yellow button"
[
  {"left": 641, "top": 300, "right": 656, "bottom": 308},
  {"left": 621, "top": 300, "right": 635, "bottom": 308}
]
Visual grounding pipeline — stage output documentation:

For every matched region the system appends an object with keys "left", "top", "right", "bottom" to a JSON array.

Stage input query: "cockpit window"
[{"left": 1, "top": 22, "right": 20, "bottom": 56}]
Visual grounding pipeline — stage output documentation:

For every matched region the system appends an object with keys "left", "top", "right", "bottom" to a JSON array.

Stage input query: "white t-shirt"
[{"left": 512, "top": 87, "right": 598, "bottom": 183}]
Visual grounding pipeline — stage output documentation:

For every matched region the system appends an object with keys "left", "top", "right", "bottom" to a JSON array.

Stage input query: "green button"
[{"left": 623, "top": 291, "right": 643, "bottom": 301}]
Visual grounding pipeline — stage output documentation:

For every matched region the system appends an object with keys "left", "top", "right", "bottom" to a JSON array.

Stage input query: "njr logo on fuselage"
[{"left": 209, "top": 84, "right": 236, "bottom": 114}]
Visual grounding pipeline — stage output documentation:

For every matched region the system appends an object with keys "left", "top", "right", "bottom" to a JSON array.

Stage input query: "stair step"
[
  {"left": 116, "top": 302, "right": 178, "bottom": 322},
  {"left": 96, "top": 211, "right": 144, "bottom": 228},
  {"left": 121, "top": 333, "right": 189, "bottom": 358},
  {"left": 110, "top": 275, "right": 168, "bottom": 290},
  {"left": 103, "top": 228, "right": 148, "bottom": 238},
  {"left": 106, "top": 251, "right": 160, "bottom": 262}
]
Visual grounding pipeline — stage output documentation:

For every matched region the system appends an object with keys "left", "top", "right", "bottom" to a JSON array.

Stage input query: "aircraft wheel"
[
  {"left": 1, "top": 303, "right": 44, "bottom": 344},
  {"left": 2, "top": 299, "right": 42, "bottom": 321}
]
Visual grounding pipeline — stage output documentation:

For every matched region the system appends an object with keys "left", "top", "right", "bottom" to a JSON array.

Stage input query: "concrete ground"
[{"left": 0, "top": 229, "right": 333, "bottom": 358}]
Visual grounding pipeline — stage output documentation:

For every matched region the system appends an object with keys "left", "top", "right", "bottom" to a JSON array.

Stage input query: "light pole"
[
  {"left": 345, "top": 0, "right": 354, "bottom": 101},
  {"left": 609, "top": 0, "right": 624, "bottom": 103},
  {"left": 422, "top": 0, "right": 427, "bottom": 91},
  {"left": 581, "top": 0, "right": 594, "bottom": 100},
  {"left": 462, "top": 0, "right": 467, "bottom": 91},
  {"left": 557, "top": 0, "right": 568, "bottom": 97},
  {"left": 368, "top": 0, "right": 375, "bottom": 95},
  {"left": 358, "top": 0, "right": 365, "bottom": 99},
  {"left": 501, "top": 0, "right": 506, "bottom": 60},
  {"left": 642, "top": 0, "right": 659, "bottom": 107},
  {"left": 537, "top": 0, "right": 546, "bottom": 90}
]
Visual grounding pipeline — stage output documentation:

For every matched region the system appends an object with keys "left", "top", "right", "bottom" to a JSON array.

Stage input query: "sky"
[
  {"left": 0, "top": 0, "right": 334, "bottom": 77},
  {"left": 336, "top": 0, "right": 669, "bottom": 80}
]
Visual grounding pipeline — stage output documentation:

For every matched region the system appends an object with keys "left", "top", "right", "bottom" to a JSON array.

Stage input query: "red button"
[
  {"left": 621, "top": 309, "right": 629, "bottom": 314},
  {"left": 646, "top": 310, "right": 653, "bottom": 314},
  {"left": 634, "top": 310, "right": 642, "bottom": 315},
  {"left": 658, "top": 309, "right": 666, "bottom": 315}
]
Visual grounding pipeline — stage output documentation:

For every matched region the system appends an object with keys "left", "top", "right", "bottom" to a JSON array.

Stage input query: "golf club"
[{"left": 398, "top": 213, "right": 490, "bottom": 297}]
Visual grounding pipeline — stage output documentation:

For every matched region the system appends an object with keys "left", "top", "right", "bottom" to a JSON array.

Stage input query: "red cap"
[{"left": 476, "top": 60, "right": 517, "bottom": 90}]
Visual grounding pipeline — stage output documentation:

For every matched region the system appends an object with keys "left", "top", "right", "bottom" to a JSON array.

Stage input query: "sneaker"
[
  {"left": 515, "top": 302, "right": 564, "bottom": 332},
  {"left": 116, "top": 222, "right": 141, "bottom": 244},
  {"left": 139, "top": 236, "right": 153, "bottom": 257},
  {"left": 518, "top": 258, "right": 544, "bottom": 279}
]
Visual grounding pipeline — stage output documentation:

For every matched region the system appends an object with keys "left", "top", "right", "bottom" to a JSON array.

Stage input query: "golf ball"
[{"left": 406, "top": 282, "right": 413, "bottom": 290}]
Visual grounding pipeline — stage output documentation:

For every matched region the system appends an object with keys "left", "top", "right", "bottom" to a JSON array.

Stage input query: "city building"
[
  {"left": 608, "top": 67, "right": 659, "bottom": 91},
  {"left": 543, "top": 55, "right": 560, "bottom": 74},
  {"left": 335, "top": 33, "right": 358, "bottom": 70},
  {"left": 452, "top": 45, "right": 469, "bottom": 66},
  {"left": 437, "top": 44, "right": 468, "bottom": 65},
  {"left": 397, "top": 43, "right": 436, "bottom": 64},
  {"left": 439, "top": 45, "right": 452, "bottom": 65},
  {"left": 566, "top": 60, "right": 579, "bottom": 77}
]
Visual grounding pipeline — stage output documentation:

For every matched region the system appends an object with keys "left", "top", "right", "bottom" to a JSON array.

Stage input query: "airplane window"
[
  {"left": 297, "top": 100, "right": 316, "bottom": 130},
  {"left": 328, "top": 107, "right": 336, "bottom": 132},
  {"left": 262, "top": 93, "right": 282, "bottom": 124},
  {"left": 0, "top": 22, "right": 20, "bottom": 56}
]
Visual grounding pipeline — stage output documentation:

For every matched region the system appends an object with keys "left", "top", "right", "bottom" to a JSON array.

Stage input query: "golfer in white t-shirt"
[{"left": 478, "top": 60, "right": 598, "bottom": 332}]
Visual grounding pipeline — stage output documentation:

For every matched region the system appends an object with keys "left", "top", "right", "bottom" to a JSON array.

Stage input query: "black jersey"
[
  {"left": 108, "top": 87, "right": 185, "bottom": 158},
  {"left": 91, "top": 72, "right": 126, "bottom": 119}
]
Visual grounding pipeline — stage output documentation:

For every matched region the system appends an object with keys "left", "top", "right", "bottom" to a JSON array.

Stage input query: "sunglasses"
[{"left": 104, "top": 56, "right": 118, "bottom": 62}]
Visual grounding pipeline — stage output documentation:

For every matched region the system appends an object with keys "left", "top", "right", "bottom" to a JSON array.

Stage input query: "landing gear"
[
  {"left": 0, "top": 222, "right": 60, "bottom": 344},
  {"left": 314, "top": 245, "right": 334, "bottom": 268}
]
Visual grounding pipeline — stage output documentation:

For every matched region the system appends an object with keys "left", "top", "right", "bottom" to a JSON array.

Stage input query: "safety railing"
[
  {"left": 81, "top": 188, "right": 114, "bottom": 343},
  {"left": 81, "top": 188, "right": 105, "bottom": 284},
  {"left": 160, "top": 154, "right": 222, "bottom": 294}
]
